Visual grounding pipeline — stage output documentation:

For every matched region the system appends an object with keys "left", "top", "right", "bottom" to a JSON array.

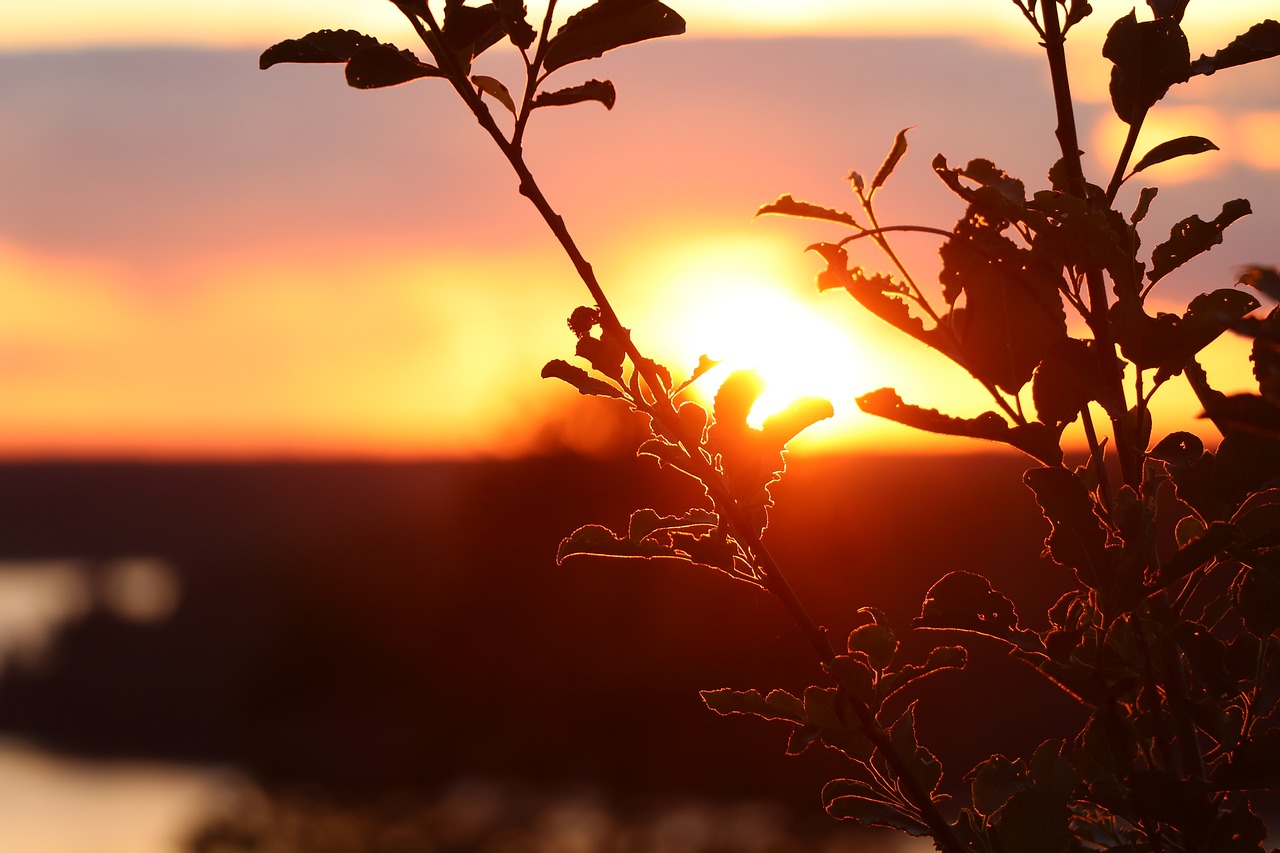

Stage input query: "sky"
[{"left": 2, "top": 2, "right": 1279, "bottom": 458}]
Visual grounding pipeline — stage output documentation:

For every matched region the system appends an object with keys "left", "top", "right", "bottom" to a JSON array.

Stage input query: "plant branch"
[{"left": 1038, "top": 0, "right": 1138, "bottom": 489}]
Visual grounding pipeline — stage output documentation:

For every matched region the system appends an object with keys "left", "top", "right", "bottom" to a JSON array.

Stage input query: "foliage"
[{"left": 262, "top": 0, "right": 1280, "bottom": 850}]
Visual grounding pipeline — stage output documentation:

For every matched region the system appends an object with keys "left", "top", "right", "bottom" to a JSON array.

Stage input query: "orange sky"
[{"left": 1, "top": 7, "right": 1278, "bottom": 459}]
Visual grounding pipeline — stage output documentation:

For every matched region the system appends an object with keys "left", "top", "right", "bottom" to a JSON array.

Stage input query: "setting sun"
[{"left": 635, "top": 237, "right": 866, "bottom": 432}]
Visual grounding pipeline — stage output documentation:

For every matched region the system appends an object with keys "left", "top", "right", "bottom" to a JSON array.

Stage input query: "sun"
[{"left": 629, "top": 237, "right": 869, "bottom": 437}]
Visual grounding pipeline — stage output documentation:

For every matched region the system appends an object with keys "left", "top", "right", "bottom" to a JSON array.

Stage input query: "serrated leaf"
[
  {"left": 969, "top": 755, "right": 1029, "bottom": 818},
  {"left": 541, "top": 359, "right": 623, "bottom": 397},
  {"left": 1032, "top": 338, "right": 1109, "bottom": 426},
  {"left": 1156, "top": 520, "right": 1240, "bottom": 589},
  {"left": 1132, "top": 135, "right": 1218, "bottom": 174},
  {"left": 913, "top": 571, "right": 1029, "bottom": 641},
  {"left": 700, "top": 687, "right": 805, "bottom": 723},
  {"left": 870, "top": 127, "right": 911, "bottom": 193},
  {"left": 846, "top": 623, "right": 898, "bottom": 670},
  {"left": 494, "top": 0, "right": 537, "bottom": 49},
  {"left": 472, "top": 74, "right": 516, "bottom": 113},
  {"left": 939, "top": 205, "right": 1069, "bottom": 394},
  {"left": 878, "top": 645, "right": 968, "bottom": 702},
  {"left": 1131, "top": 186, "right": 1159, "bottom": 225},
  {"left": 542, "top": 0, "right": 685, "bottom": 73},
  {"left": 674, "top": 355, "right": 722, "bottom": 395},
  {"left": 1190, "top": 19, "right": 1280, "bottom": 76},
  {"left": 824, "top": 792, "right": 929, "bottom": 835},
  {"left": 856, "top": 388, "right": 1064, "bottom": 465},
  {"left": 346, "top": 43, "right": 445, "bottom": 89},
  {"left": 533, "top": 79, "right": 617, "bottom": 110},
  {"left": 992, "top": 741, "right": 1078, "bottom": 853},
  {"left": 1103, "top": 11, "right": 1191, "bottom": 124},
  {"left": 626, "top": 507, "right": 717, "bottom": 541},
  {"left": 442, "top": 0, "right": 505, "bottom": 61},
  {"left": 1023, "top": 468, "right": 1111, "bottom": 589},
  {"left": 260, "top": 29, "right": 382, "bottom": 69},
  {"left": 1148, "top": 199, "right": 1252, "bottom": 284},
  {"left": 756, "top": 195, "right": 861, "bottom": 227},
  {"left": 555, "top": 523, "right": 668, "bottom": 562}
]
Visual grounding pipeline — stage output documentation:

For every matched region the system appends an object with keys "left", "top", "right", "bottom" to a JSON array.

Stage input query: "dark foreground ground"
[{"left": 0, "top": 453, "right": 1085, "bottom": 828}]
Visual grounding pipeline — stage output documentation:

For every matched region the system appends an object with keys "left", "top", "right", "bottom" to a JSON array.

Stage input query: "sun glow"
[{"left": 631, "top": 237, "right": 871, "bottom": 440}]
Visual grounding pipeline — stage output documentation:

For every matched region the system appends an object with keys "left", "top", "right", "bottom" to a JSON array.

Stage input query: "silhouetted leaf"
[
  {"left": 494, "top": 0, "right": 537, "bottom": 49},
  {"left": 970, "top": 755, "right": 1029, "bottom": 818},
  {"left": 260, "top": 29, "right": 382, "bottom": 68},
  {"left": 914, "top": 571, "right": 1034, "bottom": 644},
  {"left": 761, "top": 397, "right": 834, "bottom": 447},
  {"left": 1149, "top": 199, "right": 1251, "bottom": 284},
  {"left": 346, "top": 43, "right": 446, "bottom": 88},
  {"left": 543, "top": 0, "right": 685, "bottom": 73},
  {"left": 541, "top": 359, "right": 623, "bottom": 397},
  {"left": 1238, "top": 265, "right": 1280, "bottom": 303},
  {"left": 533, "top": 79, "right": 617, "bottom": 110},
  {"left": 826, "top": 655, "right": 876, "bottom": 707},
  {"left": 555, "top": 523, "right": 668, "bottom": 561},
  {"left": 1032, "top": 338, "right": 1111, "bottom": 426},
  {"left": 1023, "top": 467, "right": 1111, "bottom": 589},
  {"left": 823, "top": 784, "right": 929, "bottom": 835},
  {"left": 857, "top": 388, "right": 1064, "bottom": 465},
  {"left": 1103, "top": 11, "right": 1191, "bottom": 123},
  {"left": 627, "top": 507, "right": 717, "bottom": 541},
  {"left": 711, "top": 370, "right": 762, "bottom": 432},
  {"left": 1156, "top": 520, "right": 1240, "bottom": 589},
  {"left": 1190, "top": 20, "right": 1280, "bottom": 76},
  {"left": 870, "top": 127, "right": 911, "bottom": 193},
  {"left": 801, "top": 686, "right": 873, "bottom": 760},
  {"left": 472, "top": 75, "right": 516, "bottom": 113},
  {"left": 442, "top": 0, "right": 504, "bottom": 61},
  {"left": 756, "top": 195, "right": 861, "bottom": 228},
  {"left": 1131, "top": 186, "right": 1159, "bottom": 225},
  {"left": 674, "top": 355, "right": 722, "bottom": 395},
  {"left": 992, "top": 741, "right": 1078, "bottom": 853},
  {"left": 877, "top": 645, "right": 968, "bottom": 702},
  {"left": 1132, "top": 136, "right": 1218, "bottom": 174},
  {"left": 846, "top": 622, "right": 898, "bottom": 671},
  {"left": 700, "top": 687, "right": 805, "bottom": 723},
  {"left": 939, "top": 206, "right": 1068, "bottom": 393},
  {"left": 1155, "top": 289, "right": 1262, "bottom": 383},
  {"left": 1149, "top": 430, "right": 1203, "bottom": 464},
  {"left": 808, "top": 245, "right": 947, "bottom": 355}
]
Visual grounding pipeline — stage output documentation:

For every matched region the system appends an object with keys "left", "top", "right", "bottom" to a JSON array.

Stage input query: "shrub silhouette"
[{"left": 262, "top": 1, "right": 1280, "bottom": 849}]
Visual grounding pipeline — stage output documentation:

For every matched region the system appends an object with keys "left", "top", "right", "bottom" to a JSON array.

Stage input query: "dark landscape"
[{"left": 0, "top": 451, "right": 1086, "bottom": 826}]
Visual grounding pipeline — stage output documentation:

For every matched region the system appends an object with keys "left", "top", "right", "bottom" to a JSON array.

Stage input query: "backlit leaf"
[
  {"left": 913, "top": 571, "right": 1030, "bottom": 643},
  {"left": 541, "top": 359, "right": 623, "bottom": 397},
  {"left": 346, "top": 43, "right": 446, "bottom": 89},
  {"left": 1132, "top": 135, "right": 1218, "bottom": 174},
  {"left": 870, "top": 127, "right": 911, "bottom": 193},
  {"left": 533, "top": 79, "right": 617, "bottom": 110},
  {"left": 1023, "top": 467, "right": 1111, "bottom": 589},
  {"left": 700, "top": 687, "right": 806, "bottom": 723},
  {"left": 970, "top": 754, "right": 1029, "bottom": 818},
  {"left": 823, "top": 791, "right": 929, "bottom": 835},
  {"left": 1103, "top": 11, "right": 1191, "bottom": 123},
  {"left": 1190, "top": 19, "right": 1280, "bottom": 76},
  {"left": 856, "top": 388, "right": 1064, "bottom": 465},
  {"left": 260, "top": 29, "right": 382, "bottom": 68},
  {"left": 756, "top": 195, "right": 861, "bottom": 228},
  {"left": 543, "top": 0, "right": 685, "bottom": 73},
  {"left": 472, "top": 75, "right": 516, "bottom": 113},
  {"left": 1149, "top": 199, "right": 1251, "bottom": 284},
  {"left": 761, "top": 397, "right": 834, "bottom": 447},
  {"left": 992, "top": 741, "right": 1078, "bottom": 853},
  {"left": 494, "top": 0, "right": 537, "bottom": 49}
]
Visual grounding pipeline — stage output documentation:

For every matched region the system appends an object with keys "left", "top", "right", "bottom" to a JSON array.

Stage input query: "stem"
[
  {"left": 1105, "top": 116, "right": 1145, "bottom": 204},
  {"left": 400, "top": 9, "right": 967, "bottom": 849},
  {"left": 1039, "top": 1, "right": 1138, "bottom": 490}
]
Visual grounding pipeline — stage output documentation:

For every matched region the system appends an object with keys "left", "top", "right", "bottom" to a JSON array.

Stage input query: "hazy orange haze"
[{"left": 2, "top": 14, "right": 1278, "bottom": 458}]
